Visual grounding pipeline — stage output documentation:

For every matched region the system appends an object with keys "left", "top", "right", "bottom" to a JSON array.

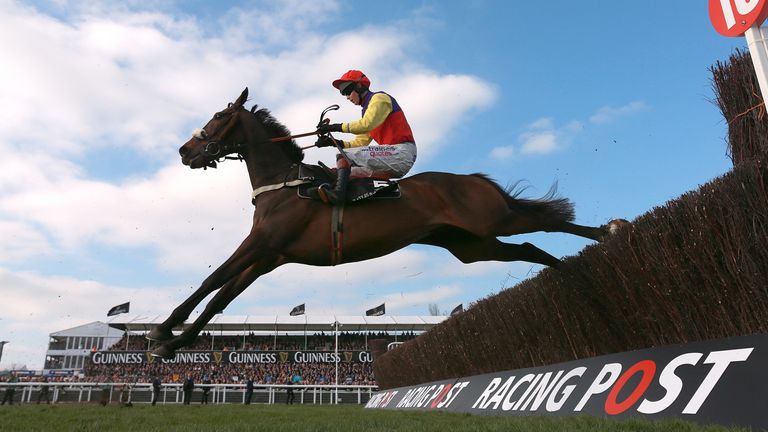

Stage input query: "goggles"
[{"left": 339, "top": 81, "right": 355, "bottom": 96}]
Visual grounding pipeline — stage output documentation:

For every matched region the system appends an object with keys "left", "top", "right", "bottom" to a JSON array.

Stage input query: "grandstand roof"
[
  {"left": 109, "top": 314, "right": 448, "bottom": 333},
  {"left": 50, "top": 321, "right": 124, "bottom": 338}
]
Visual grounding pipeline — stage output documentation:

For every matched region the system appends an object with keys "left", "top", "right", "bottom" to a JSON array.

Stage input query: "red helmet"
[{"left": 332, "top": 70, "right": 371, "bottom": 90}]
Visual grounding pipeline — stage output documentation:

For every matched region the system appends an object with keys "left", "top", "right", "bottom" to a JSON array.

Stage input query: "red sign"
[{"left": 710, "top": 0, "right": 768, "bottom": 36}]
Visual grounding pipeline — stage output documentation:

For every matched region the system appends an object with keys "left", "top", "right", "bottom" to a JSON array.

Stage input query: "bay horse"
[{"left": 147, "top": 87, "right": 626, "bottom": 358}]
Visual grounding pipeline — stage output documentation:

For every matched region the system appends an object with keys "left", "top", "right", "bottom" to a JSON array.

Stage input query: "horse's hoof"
[
  {"left": 607, "top": 218, "right": 631, "bottom": 234},
  {"left": 146, "top": 326, "right": 173, "bottom": 342},
  {"left": 600, "top": 218, "right": 631, "bottom": 241},
  {"left": 151, "top": 345, "right": 176, "bottom": 360}
]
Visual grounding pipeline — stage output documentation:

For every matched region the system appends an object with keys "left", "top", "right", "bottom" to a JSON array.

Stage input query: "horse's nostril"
[{"left": 179, "top": 147, "right": 188, "bottom": 157}]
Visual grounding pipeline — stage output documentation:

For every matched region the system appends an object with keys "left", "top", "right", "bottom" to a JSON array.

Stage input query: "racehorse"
[{"left": 147, "top": 87, "right": 627, "bottom": 358}]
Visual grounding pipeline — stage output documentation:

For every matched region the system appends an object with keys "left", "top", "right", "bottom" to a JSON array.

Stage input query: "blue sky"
[{"left": 0, "top": 0, "right": 749, "bottom": 369}]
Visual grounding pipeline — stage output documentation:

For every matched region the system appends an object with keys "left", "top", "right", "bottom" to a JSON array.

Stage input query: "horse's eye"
[{"left": 214, "top": 113, "right": 222, "bottom": 119}]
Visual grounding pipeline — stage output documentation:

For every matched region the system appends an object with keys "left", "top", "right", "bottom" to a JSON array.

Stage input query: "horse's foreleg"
[
  {"left": 147, "top": 235, "right": 266, "bottom": 342},
  {"left": 152, "top": 260, "right": 275, "bottom": 359}
]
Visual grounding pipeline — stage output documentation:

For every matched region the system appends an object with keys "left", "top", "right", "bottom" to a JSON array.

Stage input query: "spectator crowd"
[
  {"left": 107, "top": 331, "right": 404, "bottom": 352},
  {"left": 17, "top": 332, "right": 417, "bottom": 386}
]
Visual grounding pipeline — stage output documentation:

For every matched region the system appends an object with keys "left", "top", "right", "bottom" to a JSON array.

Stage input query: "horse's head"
[
  {"left": 179, "top": 88, "right": 255, "bottom": 169},
  {"left": 179, "top": 88, "right": 303, "bottom": 172}
]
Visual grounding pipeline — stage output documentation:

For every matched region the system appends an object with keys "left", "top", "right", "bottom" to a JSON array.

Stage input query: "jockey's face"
[
  {"left": 340, "top": 81, "right": 366, "bottom": 105},
  {"left": 346, "top": 90, "right": 362, "bottom": 106}
]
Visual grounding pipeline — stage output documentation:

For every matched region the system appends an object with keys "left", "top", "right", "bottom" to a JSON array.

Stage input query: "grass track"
[{"left": 0, "top": 404, "right": 751, "bottom": 432}]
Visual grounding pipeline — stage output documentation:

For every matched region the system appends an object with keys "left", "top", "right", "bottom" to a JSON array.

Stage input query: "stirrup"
[{"left": 318, "top": 184, "right": 343, "bottom": 205}]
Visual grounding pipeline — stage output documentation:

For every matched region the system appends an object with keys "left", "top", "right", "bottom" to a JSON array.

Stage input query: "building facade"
[{"left": 44, "top": 321, "right": 123, "bottom": 373}]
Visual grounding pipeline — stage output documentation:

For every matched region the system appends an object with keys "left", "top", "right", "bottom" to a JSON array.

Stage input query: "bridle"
[
  {"left": 194, "top": 106, "right": 247, "bottom": 165},
  {"left": 193, "top": 104, "right": 338, "bottom": 168}
]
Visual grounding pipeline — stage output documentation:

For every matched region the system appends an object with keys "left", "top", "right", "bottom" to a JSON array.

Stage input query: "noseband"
[
  {"left": 201, "top": 139, "right": 245, "bottom": 160},
  {"left": 197, "top": 139, "right": 245, "bottom": 169}
]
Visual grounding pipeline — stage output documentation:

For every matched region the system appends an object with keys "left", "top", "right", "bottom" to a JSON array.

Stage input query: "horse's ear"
[{"left": 235, "top": 88, "right": 248, "bottom": 107}]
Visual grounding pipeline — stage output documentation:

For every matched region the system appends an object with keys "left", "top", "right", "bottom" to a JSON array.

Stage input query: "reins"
[
  {"left": 207, "top": 103, "right": 337, "bottom": 163},
  {"left": 269, "top": 104, "right": 339, "bottom": 150},
  {"left": 269, "top": 131, "right": 321, "bottom": 150}
]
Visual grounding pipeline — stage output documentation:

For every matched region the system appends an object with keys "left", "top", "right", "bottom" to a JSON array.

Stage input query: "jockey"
[{"left": 315, "top": 70, "right": 417, "bottom": 205}]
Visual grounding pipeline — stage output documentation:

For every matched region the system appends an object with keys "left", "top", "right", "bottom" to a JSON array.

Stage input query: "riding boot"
[{"left": 318, "top": 167, "right": 350, "bottom": 205}]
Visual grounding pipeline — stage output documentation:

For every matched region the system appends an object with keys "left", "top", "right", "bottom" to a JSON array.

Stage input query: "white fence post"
[{"left": 745, "top": 25, "right": 768, "bottom": 103}]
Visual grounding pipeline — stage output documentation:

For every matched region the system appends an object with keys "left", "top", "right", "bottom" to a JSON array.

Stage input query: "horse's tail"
[{"left": 472, "top": 174, "right": 575, "bottom": 223}]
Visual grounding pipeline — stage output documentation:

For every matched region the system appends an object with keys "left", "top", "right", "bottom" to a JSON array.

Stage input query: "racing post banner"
[
  {"left": 90, "top": 350, "right": 373, "bottom": 365},
  {"left": 365, "top": 333, "right": 768, "bottom": 429}
]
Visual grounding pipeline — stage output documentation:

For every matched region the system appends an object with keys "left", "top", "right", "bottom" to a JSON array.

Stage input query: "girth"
[{"left": 249, "top": 163, "right": 402, "bottom": 266}]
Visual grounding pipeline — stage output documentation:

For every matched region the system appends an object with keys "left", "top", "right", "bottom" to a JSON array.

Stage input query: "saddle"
[{"left": 296, "top": 163, "right": 401, "bottom": 203}]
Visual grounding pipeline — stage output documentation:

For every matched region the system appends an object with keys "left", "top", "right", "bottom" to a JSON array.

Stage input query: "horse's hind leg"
[
  {"left": 500, "top": 215, "right": 629, "bottom": 242},
  {"left": 540, "top": 220, "right": 603, "bottom": 241},
  {"left": 422, "top": 232, "right": 561, "bottom": 267},
  {"left": 462, "top": 239, "right": 561, "bottom": 267},
  {"left": 540, "top": 218, "right": 631, "bottom": 241}
]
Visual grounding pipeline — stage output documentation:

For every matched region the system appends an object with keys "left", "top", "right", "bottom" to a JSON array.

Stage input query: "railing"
[{"left": 0, "top": 382, "right": 378, "bottom": 405}]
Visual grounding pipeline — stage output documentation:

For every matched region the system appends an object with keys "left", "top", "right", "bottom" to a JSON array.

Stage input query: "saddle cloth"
[{"left": 296, "top": 163, "right": 401, "bottom": 203}]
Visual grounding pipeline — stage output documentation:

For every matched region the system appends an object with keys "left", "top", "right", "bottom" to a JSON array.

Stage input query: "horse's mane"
[{"left": 250, "top": 105, "right": 305, "bottom": 163}]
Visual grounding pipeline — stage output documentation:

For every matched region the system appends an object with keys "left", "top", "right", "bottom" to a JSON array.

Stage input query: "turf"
[{"left": 0, "top": 404, "right": 751, "bottom": 432}]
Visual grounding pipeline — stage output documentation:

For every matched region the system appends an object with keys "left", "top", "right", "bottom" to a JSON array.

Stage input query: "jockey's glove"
[
  {"left": 315, "top": 135, "right": 342, "bottom": 148},
  {"left": 316, "top": 123, "right": 343, "bottom": 134}
]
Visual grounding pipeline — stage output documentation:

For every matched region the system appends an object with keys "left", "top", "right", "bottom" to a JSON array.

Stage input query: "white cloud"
[
  {"left": 529, "top": 117, "right": 554, "bottom": 130},
  {"left": 0, "top": 220, "right": 52, "bottom": 261},
  {"left": 490, "top": 145, "right": 515, "bottom": 159},
  {"left": 589, "top": 101, "right": 649, "bottom": 125},
  {"left": 0, "top": 2, "right": 506, "bottom": 370},
  {"left": 0, "top": 267, "right": 179, "bottom": 370},
  {"left": 381, "top": 285, "right": 463, "bottom": 310},
  {"left": 389, "top": 73, "right": 496, "bottom": 160},
  {"left": 0, "top": 2, "right": 497, "bottom": 266},
  {"left": 489, "top": 117, "right": 583, "bottom": 160},
  {"left": 520, "top": 131, "right": 558, "bottom": 155},
  {"left": 489, "top": 100, "right": 646, "bottom": 162}
]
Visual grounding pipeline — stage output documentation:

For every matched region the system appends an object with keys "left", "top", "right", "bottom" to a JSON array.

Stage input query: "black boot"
[{"left": 318, "top": 167, "right": 350, "bottom": 205}]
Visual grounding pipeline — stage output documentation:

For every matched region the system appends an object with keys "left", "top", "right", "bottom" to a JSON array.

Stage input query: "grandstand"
[
  {"left": 43, "top": 315, "right": 447, "bottom": 387},
  {"left": 44, "top": 321, "right": 124, "bottom": 374}
]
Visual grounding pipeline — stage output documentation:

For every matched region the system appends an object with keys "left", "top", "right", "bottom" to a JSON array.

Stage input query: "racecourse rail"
[{"left": 0, "top": 382, "right": 377, "bottom": 405}]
